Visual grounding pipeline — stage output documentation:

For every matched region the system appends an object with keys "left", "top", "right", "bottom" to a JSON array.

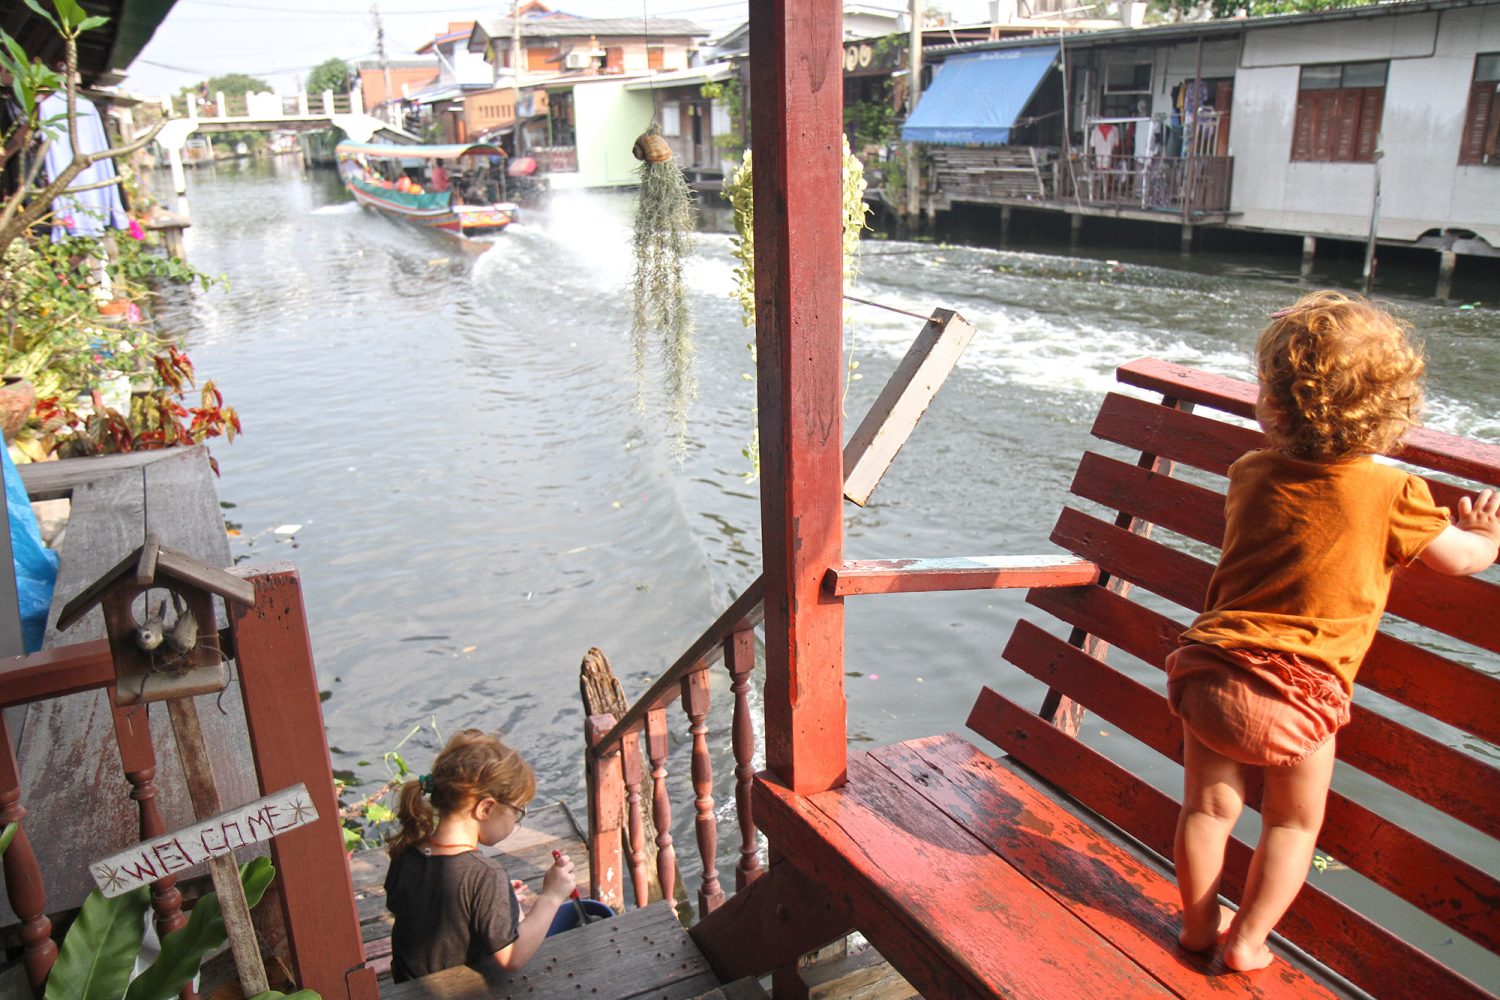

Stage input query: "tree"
[
  {"left": 1152, "top": 0, "right": 1379, "bottom": 17},
  {"left": 202, "top": 72, "right": 271, "bottom": 97},
  {"left": 306, "top": 57, "right": 353, "bottom": 95}
]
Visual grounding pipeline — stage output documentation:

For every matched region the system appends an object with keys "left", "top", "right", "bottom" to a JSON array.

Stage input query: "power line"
[{"left": 175, "top": 0, "right": 747, "bottom": 16}]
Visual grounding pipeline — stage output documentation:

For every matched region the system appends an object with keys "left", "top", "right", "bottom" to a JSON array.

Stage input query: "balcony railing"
[{"left": 1062, "top": 153, "right": 1234, "bottom": 217}]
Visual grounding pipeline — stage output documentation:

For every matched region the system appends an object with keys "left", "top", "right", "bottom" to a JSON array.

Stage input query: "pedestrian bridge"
[{"left": 149, "top": 87, "right": 392, "bottom": 146}]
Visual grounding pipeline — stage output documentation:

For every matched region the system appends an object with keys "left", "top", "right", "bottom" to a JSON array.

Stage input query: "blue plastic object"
[
  {"left": 545, "top": 898, "right": 614, "bottom": 936},
  {"left": 4, "top": 447, "right": 58, "bottom": 653}
]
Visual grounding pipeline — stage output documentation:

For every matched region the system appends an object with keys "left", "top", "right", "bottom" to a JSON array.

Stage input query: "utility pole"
[
  {"left": 511, "top": 0, "right": 522, "bottom": 84},
  {"left": 372, "top": 3, "right": 394, "bottom": 125},
  {"left": 905, "top": 0, "right": 923, "bottom": 228}
]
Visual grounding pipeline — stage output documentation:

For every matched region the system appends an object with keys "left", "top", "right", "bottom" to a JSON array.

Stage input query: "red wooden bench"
[{"left": 752, "top": 358, "right": 1499, "bottom": 999}]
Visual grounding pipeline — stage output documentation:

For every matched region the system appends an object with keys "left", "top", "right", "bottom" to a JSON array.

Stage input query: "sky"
[{"left": 122, "top": 0, "right": 988, "bottom": 97}]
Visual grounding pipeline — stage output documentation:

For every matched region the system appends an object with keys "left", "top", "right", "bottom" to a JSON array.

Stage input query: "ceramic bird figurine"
[{"left": 166, "top": 605, "right": 198, "bottom": 655}]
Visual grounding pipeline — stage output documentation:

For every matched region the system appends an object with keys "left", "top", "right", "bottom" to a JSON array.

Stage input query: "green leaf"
[
  {"left": 51, "top": 0, "right": 89, "bottom": 31},
  {"left": 22, "top": 0, "right": 60, "bottom": 32},
  {"left": 124, "top": 859, "right": 276, "bottom": 1000},
  {"left": 43, "top": 887, "right": 149, "bottom": 1000},
  {"left": 365, "top": 802, "right": 393, "bottom": 824},
  {"left": 0, "top": 822, "right": 15, "bottom": 855},
  {"left": 76, "top": 14, "right": 110, "bottom": 32}
]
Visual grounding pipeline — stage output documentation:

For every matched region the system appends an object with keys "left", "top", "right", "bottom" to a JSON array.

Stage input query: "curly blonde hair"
[
  {"left": 388, "top": 729, "right": 537, "bottom": 859},
  {"left": 1255, "top": 290, "right": 1425, "bottom": 460}
]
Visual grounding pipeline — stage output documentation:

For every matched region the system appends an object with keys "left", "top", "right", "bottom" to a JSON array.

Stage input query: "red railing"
[
  {"left": 0, "top": 569, "right": 377, "bottom": 999},
  {"left": 581, "top": 306, "right": 1098, "bottom": 921}
]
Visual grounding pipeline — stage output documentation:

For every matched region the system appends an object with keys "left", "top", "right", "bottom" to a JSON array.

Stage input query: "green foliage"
[
  {"left": 722, "top": 138, "right": 869, "bottom": 480},
  {"left": 700, "top": 76, "right": 745, "bottom": 157},
  {"left": 338, "top": 720, "right": 433, "bottom": 852},
  {"left": 1151, "top": 0, "right": 1377, "bottom": 16},
  {"left": 122, "top": 858, "right": 276, "bottom": 1000},
  {"left": 0, "top": 821, "right": 15, "bottom": 855},
  {"left": 306, "top": 57, "right": 354, "bottom": 95},
  {"left": 23, "top": 0, "right": 108, "bottom": 36},
  {"left": 0, "top": 30, "right": 65, "bottom": 131},
  {"left": 631, "top": 126, "right": 697, "bottom": 459},
  {"left": 40, "top": 860, "right": 287, "bottom": 1000},
  {"left": 204, "top": 73, "right": 272, "bottom": 98},
  {"left": 44, "top": 886, "right": 150, "bottom": 1000},
  {"left": 844, "top": 96, "right": 899, "bottom": 150}
]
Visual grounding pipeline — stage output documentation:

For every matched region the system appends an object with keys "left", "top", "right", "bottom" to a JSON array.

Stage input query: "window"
[
  {"left": 1460, "top": 53, "right": 1500, "bottom": 165},
  {"left": 1291, "top": 61, "right": 1387, "bottom": 163},
  {"left": 660, "top": 104, "right": 681, "bottom": 137},
  {"left": 647, "top": 45, "right": 664, "bottom": 71},
  {"left": 1100, "top": 61, "right": 1151, "bottom": 118}
]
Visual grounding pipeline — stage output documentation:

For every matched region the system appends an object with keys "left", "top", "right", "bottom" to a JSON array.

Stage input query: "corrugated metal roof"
[{"left": 473, "top": 16, "right": 709, "bottom": 43}]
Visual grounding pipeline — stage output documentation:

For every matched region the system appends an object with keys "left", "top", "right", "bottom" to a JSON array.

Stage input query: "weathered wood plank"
[
  {"left": 689, "top": 858, "right": 851, "bottom": 984},
  {"left": 842, "top": 308, "right": 976, "bottom": 507},
  {"left": 16, "top": 448, "right": 192, "bottom": 502},
  {"left": 967, "top": 686, "right": 1495, "bottom": 1000},
  {"left": 9, "top": 446, "right": 258, "bottom": 922},
  {"left": 380, "top": 902, "right": 715, "bottom": 1000},
  {"left": 1000, "top": 620, "right": 1500, "bottom": 948},
  {"left": 752, "top": 757, "right": 1178, "bottom": 1000},
  {"left": 825, "top": 556, "right": 1097, "bottom": 596},
  {"left": 873, "top": 736, "right": 1340, "bottom": 998}
]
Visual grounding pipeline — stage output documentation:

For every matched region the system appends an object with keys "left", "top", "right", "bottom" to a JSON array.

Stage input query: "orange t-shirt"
[{"left": 1180, "top": 450, "right": 1450, "bottom": 694}]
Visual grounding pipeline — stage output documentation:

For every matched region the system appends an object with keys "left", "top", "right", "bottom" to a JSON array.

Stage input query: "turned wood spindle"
[
  {"left": 0, "top": 716, "right": 56, "bottom": 997},
  {"left": 725, "top": 626, "right": 763, "bottom": 889},
  {"left": 111, "top": 703, "right": 191, "bottom": 945},
  {"left": 681, "top": 669, "right": 724, "bottom": 916},
  {"left": 644, "top": 706, "right": 676, "bottom": 905},
  {"left": 620, "top": 726, "right": 650, "bottom": 908}
]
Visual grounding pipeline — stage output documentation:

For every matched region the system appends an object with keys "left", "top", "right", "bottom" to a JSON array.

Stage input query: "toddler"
[
  {"left": 1167, "top": 291, "right": 1499, "bottom": 972},
  {"left": 385, "top": 729, "right": 576, "bottom": 983}
]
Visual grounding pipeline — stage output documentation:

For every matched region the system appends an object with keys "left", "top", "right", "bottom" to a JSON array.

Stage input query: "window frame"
[
  {"left": 1459, "top": 52, "right": 1500, "bottom": 166},
  {"left": 1290, "top": 60, "right": 1388, "bottom": 164}
]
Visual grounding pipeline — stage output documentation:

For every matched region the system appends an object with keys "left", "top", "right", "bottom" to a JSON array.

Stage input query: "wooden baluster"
[
  {"left": 0, "top": 714, "right": 56, "bottom": 997},
  {"left": 681, "top": 670, "right": 724, "bottom": 917},
  {"left": 585, "top": 714, "right": 625, "bottom": 912},
  {"left": 724, "top": 626, "right": 763, "bottom": 889},
  {"left": 644, "top": 706, "right": 676, "bottom": 906},
  {"left": 111, "top": 703, "right": 191, "bottom": 944},
  {"left": 620, "top": 725, "right": 650, "bottom": 908}
]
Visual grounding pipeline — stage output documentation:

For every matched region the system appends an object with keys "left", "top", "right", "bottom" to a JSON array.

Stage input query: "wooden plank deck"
[{"left": 4, "top": 445, "right": 259, "bottom": 922}]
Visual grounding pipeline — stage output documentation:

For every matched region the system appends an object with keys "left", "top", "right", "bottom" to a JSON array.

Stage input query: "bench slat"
[
  {"left": 967, "top": 687, "right": 1496, "bottom": 1000},
  {"left": 1072, "top": 451, "right": 1500, "bottom": 655},
  {"left": 752, "top": 758, "right": 1180, "bottom": 1000},
  {"left": 1092, "top": 394, "right": 1480, "bottom": 512},
  {"left": 1001, "top": 620, "right": 1500, "bottom": 951},
  {"left": 870, "top": 737, "right": 1340, "bottom": 999},
  {"left": 1116, "top": 358, "right": 1500, "bottom": 485}
]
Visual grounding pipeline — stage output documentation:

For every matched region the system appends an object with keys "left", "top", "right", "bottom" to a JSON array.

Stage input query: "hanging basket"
[{"left": 632, "top": 131, "right": 672, "bottom": 163}]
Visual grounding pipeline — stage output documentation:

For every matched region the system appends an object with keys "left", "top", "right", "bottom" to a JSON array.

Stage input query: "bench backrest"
[{"left": 968, "top": 358, "right": 1499, "bottom": 1000}]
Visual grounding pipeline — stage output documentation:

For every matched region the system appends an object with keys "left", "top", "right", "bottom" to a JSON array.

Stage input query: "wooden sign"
[{"left": 90, "top": 783, "right": 317, "bottom": 897}]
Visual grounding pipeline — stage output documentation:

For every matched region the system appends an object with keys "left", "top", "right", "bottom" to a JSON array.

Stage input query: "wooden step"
[
  {"left": 382, "top": 901, "right": 718, "bottom": 999},
  {"left": 690, "top": 976, "right": 772, "bottom": 1000},
  {"left": 802, "top": 945, "right": 919, "bottom": 1000}
]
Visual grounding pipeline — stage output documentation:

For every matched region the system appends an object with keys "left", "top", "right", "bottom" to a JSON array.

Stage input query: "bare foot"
[
  {"left": 1178, "top": 905, "right": 1234, "bottom": 952},
  {"left": 1224, "top": 937, "right": 1274, "bottom": 972}
]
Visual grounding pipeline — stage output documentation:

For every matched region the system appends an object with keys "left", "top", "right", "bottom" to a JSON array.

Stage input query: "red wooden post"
[
  {"left": 645, "top": 706, "right": 677, "bottom": 904},
  {"left": 110, "top": 701, "right": 193, "bottom": 995},
  {"left": 586, "top": 714, "right": 625, "bottom": 911},
  {"left": 681, "top": 669, "right": 724, "bottom": 916},
  {"left": 725, "top": 627, "right": 763, "bottom": 889},
  {"left": 620, "top": 725, "right": 650, "bottom": 908},
  {"left": 0, "top": 715, "right": 55, "bottom": 997},
  {"left": 229, "top": 565, "right": 379, "bottom": 1000},
  {"left": 749, "top": 0, "right": 847, "bottom": 795}
]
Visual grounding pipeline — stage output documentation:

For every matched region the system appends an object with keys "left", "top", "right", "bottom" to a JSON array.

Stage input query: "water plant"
[{"left": 630, "top": 124, "right": 697, "bottom": 459}]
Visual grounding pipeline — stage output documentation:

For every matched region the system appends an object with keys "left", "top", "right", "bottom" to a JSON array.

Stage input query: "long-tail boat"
[{"left": 334, "top": 140, "right": 518, "bottom": 236}]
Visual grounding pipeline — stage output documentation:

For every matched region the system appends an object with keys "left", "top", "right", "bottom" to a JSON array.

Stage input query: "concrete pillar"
[
  {"left": 321, "top": 90, "right": 335, "bottom": 116},
  {"left": 216, "top": 91, "right": 227, "bottom": 118},
  {"left": 1180, "top": 223, "right": 1194, "bottom": 255},
  {"left": 1301, "top": 235, "right": 1316, "bottom": 277},
  {"left": 1070, "top": 212, "right": 1083, "bottom": 249},
  {"left": 1000, "top": 205, "right": 1012, "bottom": 243},
  {"left": 186, "top": 93, "right": 198, "bottom": 119},
  {"left": 1436, "top": 250, "right": 1457, "bottom": 300},
  {"left": 298, "top": 92, "right": 310, "bottom": 117}
]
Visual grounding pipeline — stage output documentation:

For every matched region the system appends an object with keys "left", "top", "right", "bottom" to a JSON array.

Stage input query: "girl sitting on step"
[
  {"left": 385, "top": 729, "right": 576, "bottom": 983},
  {"left": 1167, "top": 290, "right": 1500, "bottom": 972}
]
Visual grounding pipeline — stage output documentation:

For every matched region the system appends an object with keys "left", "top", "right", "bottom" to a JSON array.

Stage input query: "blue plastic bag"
[{"left": 4, "top": 447, "right": 58, "bottom": 653}]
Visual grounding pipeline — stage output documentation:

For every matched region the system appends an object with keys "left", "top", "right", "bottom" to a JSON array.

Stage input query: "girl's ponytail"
[{"left": 388, "top": 777, "right": 437, "bottom": 860}]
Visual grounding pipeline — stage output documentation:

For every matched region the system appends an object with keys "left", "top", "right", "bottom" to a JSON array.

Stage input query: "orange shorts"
[{"left": 1166, "top": 643, "right": 1351, "bottom": 768}]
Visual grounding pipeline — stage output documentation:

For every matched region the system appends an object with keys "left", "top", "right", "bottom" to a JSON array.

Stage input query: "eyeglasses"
[{"left": 502, "top": 800, "right": 527, "bottom": 822}]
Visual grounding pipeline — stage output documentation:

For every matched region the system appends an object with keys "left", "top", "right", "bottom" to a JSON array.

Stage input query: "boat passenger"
[
  {"left": 1167, "top": 290, "right": 1500, "bottom": 972},
  {"left": 385, "top": 729, "right": 576, "bottom": 982},
  {"left": 430, "top": 161, "right": 451, "bottom": 193}
]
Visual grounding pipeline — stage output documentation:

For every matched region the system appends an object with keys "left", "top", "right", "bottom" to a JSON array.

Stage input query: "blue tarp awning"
[{"left": 902, "top": 45, "right": 1058, "bottom": 146}]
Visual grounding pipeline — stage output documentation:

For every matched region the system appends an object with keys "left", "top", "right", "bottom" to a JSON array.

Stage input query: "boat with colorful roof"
[{"left": 334, "top": 140, "right": 519, "bottom": 236}]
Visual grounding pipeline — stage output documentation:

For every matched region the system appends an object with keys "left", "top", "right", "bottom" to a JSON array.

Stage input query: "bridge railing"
[{"left": 158, "top": 89, "right": 360, "bottom": 122}]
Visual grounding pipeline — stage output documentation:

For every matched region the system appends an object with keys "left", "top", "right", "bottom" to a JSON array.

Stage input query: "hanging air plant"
[{"left": 630, "top": 123, "right": 697, "bottom": 458}]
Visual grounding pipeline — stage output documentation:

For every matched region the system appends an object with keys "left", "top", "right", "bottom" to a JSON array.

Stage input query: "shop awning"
[{"left": 902, "top": 45, "right": 1057, "bottom": 146}]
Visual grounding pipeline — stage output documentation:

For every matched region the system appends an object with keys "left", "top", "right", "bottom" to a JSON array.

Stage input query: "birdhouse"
[{"left": 56, "top": 535, "right": 256, "bottom": 705}]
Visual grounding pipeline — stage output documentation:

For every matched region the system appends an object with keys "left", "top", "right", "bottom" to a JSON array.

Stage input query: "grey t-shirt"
[{"left": 385, "top": 848, "right": 520, "bottom": 983}]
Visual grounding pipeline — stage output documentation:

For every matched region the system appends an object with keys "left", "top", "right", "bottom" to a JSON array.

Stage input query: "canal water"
[{"left": 153, "top": 158, "right": 1495, "bottom": 979}]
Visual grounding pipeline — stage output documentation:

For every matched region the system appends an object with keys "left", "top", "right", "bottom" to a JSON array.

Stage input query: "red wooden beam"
[
  {"left": 230, "top": 564, "right": 378, "bottom": 1000},
  {"left": 750, "top": 0, "right": 847, "bottom": 795},
  {"left": 825, "top": 556, "right": 1098, "bottom": 596},
  {"left": 0, "top": 638, "right": 115, "bottom": 709}
]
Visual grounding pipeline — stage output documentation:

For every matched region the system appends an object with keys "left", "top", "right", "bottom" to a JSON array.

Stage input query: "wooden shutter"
[
  {"left": 1353, "top": 87, "right": 1383, "bottom": 162},
  {"left": 1460, "top": 80, "right": 1499, "bottom": 164},
  {"left": 1312, "top": 90, "right": 1339, "bottom": 161},
  {"left": 1292, "top": 90, "right": 1316, "bottom": 161}
]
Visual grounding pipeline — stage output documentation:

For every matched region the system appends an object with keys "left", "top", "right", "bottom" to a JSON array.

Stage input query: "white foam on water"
[{"left": 310, "top": 202, "right": 361, "bottom": 216}]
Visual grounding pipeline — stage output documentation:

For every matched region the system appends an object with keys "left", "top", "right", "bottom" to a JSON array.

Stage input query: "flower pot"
[
  {"left": 632, "top": 132, "right": 672, "bottom": 164},
  {"left": 0, "top": 377, "right": 36, "bottom": 441}
]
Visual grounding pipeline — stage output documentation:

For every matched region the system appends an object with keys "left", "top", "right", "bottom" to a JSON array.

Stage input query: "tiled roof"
[{"left": 474, "top": 16, "right": 709, "bottom": 40}]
